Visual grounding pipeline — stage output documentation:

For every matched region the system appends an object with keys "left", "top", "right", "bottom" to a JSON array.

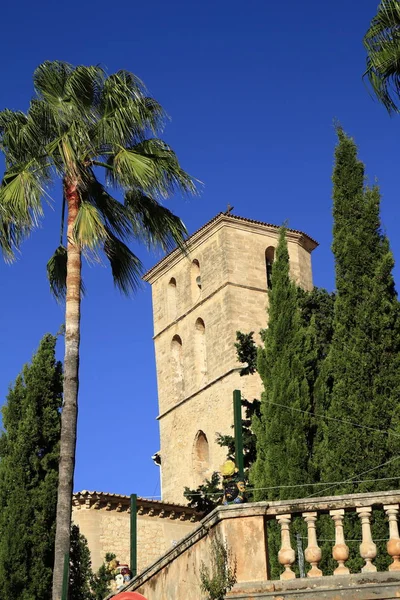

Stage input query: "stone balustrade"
[
  {"left": 269, "top": 490, "right": 400, "bottom": 580},
  {"left": 121, "top": 489, "right": 400, "bottom": 600}
]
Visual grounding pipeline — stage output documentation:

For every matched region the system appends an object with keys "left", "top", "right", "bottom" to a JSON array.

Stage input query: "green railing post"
[
  {"left": 233, "top": 389, "right": 244, "bottom": 479},
  {"left": 130, "top": 493, "right": 137, "bottom": 578},
  {"left": 61, "top": 552, "right": 69, "bottom": 600}
]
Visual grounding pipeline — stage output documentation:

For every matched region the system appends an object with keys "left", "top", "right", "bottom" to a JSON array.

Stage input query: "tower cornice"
[{"left": 143, "top": 212, "right": 318, "bottom": 285}]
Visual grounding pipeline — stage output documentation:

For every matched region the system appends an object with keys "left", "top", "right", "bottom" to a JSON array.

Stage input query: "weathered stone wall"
[
  {"left": 72, "top": 493, "right": 200, "bottom": 572},
  {"left": 144, "top": 214, "right": 317, "bottom": 504},
  {"left": 119, "top": 492, "right": 400, "bottom": 600},
  {"left": 123, "top": 504, "right": 269, "bottom": 600}
]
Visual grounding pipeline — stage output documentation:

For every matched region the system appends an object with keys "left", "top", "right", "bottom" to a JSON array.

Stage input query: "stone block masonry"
[
  {"left": 143, "top": 212, "right": 318, "bottom": 504},
  {"left": 72, "top": 491, "right": 201, "bottom": 572},
  {"left": 122, "top": 489, "right": 400, "bottom": 600}
]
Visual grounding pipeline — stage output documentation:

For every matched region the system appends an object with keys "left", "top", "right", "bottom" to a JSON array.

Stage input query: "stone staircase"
[{"left": 112, "top": 490, "right": 400, "bottom": 600}]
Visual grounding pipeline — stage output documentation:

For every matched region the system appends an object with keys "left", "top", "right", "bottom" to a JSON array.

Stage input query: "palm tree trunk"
[{"left": 52, "top": 180, "right": 81, "bottom": 600}]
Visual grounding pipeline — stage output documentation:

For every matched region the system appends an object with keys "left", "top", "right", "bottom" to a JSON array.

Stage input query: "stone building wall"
[
  {"left": 72, "top": 491, "right": 200, "bottom": 572},
  {"left": 144, "top": 213, "right": 317, "bottom": 504}
]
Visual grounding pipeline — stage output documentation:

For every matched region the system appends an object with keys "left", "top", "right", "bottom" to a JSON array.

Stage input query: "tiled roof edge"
[{"left": 143, "top": 212, "right": 318, "bottom": 281}]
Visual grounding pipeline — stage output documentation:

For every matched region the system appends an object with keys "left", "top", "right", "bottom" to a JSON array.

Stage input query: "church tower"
[{"left": 143, "top": 213, "right": 318, "bottom": 503}]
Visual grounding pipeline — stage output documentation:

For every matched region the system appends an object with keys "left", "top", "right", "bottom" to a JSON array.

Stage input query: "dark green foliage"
[
  {"left": 234, "top": 331, "right": 258, "bottom": 375},
  {"left": 216, "top": 331, "right": 261, "bottom": 501},
  {"left": 297, "top": 287, "right": 335, "bottom": 482},
  {"left": 314, "top": 128, "right": 400, "bottom": 574},
  {"left": 216, "top": 398, "right": 261, "bottom": 496},
  {"left": 316, "top": 129, "right": 400, "bottom": 493},
  {"left": 0, "top": 334, "right": 63, "bottom": 600},
  {"left": 363, "top": 0, "right": 400, "bottom": 113},
  {"left": 184, "top": 332, "right": 261, "bottom": 514},
  {"left": 69, "top": 525, "right": 93, "bottom": 600},
  {"left": 248, "top": 233, "right": 335, "bottom": 579},
  {"left": 250, "top": 227, "right": 316, "bottom": 502},
  {"left": 184, "top": 472, "right": 222, "bottom": 515},
  {"left": 199, "top": 535, "right": 237, "bottom": 600},
  {"left": 218, "top": 332, "right": 261, "bottom": 479},
  {"left": 297, "top": 287, "right": 335, "bottom": 391},
  {"left": 90, "top": 553, "right": 117, "bottom": 600}
]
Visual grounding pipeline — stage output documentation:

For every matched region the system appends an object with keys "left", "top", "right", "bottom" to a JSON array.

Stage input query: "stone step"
[{"left": 227, "top": 572, "right": 400, "bottom": 600}]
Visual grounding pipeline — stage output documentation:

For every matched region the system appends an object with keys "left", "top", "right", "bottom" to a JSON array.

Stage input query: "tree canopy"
[{"left": 0, "top": 334, "right": 63, "bottom": 600}]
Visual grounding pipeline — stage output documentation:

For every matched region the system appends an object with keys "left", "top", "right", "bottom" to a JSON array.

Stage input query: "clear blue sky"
[{"left": 0, "top": 0, "right": 399, "bottom": 499}]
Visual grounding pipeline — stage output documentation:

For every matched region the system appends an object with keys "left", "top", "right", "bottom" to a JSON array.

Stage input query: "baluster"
[
  {"left": 302, "top": 512, "right": 322, "bottom": 577},
  {"left": 330, "top": 509, "right": 350, "bottom": 575},
  {"left": 384, "top": 504, "right": 400, "bottom": 571},
  {"left": 276, "top": 514, "right": 296, "bottom": 580},
  {"left": 356, "top": 506, "right": 377, "bottom": 572}
]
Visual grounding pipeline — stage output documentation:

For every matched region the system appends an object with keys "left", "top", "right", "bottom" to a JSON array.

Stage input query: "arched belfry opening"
[
  {"left": 167, "top": 277, "right": 177, "bottom": 319},
  {"left": 192, "top": 430, "right": 209, "bottom": 486},
  {"left": 171, "top": 334, "right": 184, "bottom": 398},
  {"left": 194, "top": 317, "right": 207, "bottom": 384},
  {"left": 191, "top": 259, "right": 202, "bottom": 300},
  {"left": 265, "top": 246, "right": 275, "bottom": 290}
]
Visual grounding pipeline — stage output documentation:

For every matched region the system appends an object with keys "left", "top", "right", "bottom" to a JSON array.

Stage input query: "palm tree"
[
  {"left": 0, "top": 61, "right": 196, "bottom": 600},
  {"left": 363, "top": 0, "right": 400, "bottom": 112}
]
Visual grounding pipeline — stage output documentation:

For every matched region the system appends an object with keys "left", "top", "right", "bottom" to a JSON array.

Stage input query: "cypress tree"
[
  {"left": 250, "top": 227, "right": 315, "bottom": 502},
  {"left": 69, "top": 525, "right": 93, "bottom": 600},
  {"left": 317, "top": 129, "right": 400, "bottom": 492},
  {"left": 0, "top": 334, "right": 63, "bottom": 600},
  {"left": 315, "top": 129, "right": 400, "bottom": 574}
]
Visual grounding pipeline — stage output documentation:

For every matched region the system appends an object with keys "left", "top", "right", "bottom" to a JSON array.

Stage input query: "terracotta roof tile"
[{"left": 73, "top": 490, "right": 198, "bottom": 513}]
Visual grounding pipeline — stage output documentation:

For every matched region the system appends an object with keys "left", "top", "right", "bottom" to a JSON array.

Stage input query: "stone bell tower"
[{"left": 143, "top": 212, "right": 317, "bottom": 504}]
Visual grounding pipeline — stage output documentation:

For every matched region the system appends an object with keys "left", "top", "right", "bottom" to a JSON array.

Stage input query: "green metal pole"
[
  {"left": 130, "top": 493, "right": 137, "bottom": 578},
  {"left": 61, "top": 552, "right": 69, "bottom": 600},
  {"left": 233, "top": 389, "right": 244, "bottom": 479}
]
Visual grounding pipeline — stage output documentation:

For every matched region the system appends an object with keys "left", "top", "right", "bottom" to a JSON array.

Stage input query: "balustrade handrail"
[
  {"left": 257, "top": 489, "right": 400, "bottom": 579},
  {"left": 263, "top": 488, "right": 400, "bottom": 517}
]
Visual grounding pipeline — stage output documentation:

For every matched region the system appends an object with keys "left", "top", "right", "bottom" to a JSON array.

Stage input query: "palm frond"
[
  {"left": 111, "top": 147, "right": 155, "bottom": 189},
  {"left": 0, "top": 165, "right": 44, "bottom": 228},
  {"left": 128, "top": 138, "right": 198, "bottom": 198},
  {"left": 125, "top": 189, "right": 188, "bottom": 252},
  {"left": 47, "top": 245, "right": 85, "bottom": 301},
  {"left": 0, "top": 110, "right": 41, "bottom": 167},
  {"left": 95, "top": 98, "right": 165, "bottom": 149},
  {"left": 72, "top": 201, "right": 108, "bottom": 253},
  {"left": 82, "top": 172, "right": 135, "bottom": 239},
  {"left": 95, "top": 71, "right": 166, "bottom": 148},
  {"left": 47, "top": 245, "right": 67, "bottom": 301},
  {"left": 33, "top": 61, "right": 74, "bottom": 105},
  {"left": 102, "top": 70, "right": 147, "bottom": 104},
  {"left": 34, "top": 61, "right": 103, "bottom": 135},
  {"left": 103, "top": 231, "right": 143, "bottom": 294},
  {"left": 64, "top": 65, "right": 104, "bottom": 118},
  {"left": 363, "top": 0, "right": 400, "bottom": 112},
  {"left": 28, "top": 99, "right": 58, "bottom": 150},
  {"left": 0, "top": 214, "right": 24, "bottom": 262}
]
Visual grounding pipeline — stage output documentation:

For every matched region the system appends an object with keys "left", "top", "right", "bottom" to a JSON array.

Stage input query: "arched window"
[
  {"left": 194, "top": 317, "right": 207, "bottom": 384},
  {"left": 191, "top": 259, "right": 202, "bottom": 300},
  {"left": 193, "top": 430, "right": 209, "bottom": 485},
  {"left": 167, "top": 277, "right": 177, "bottom": 320},
  {"left": 171, "top": 335, "right": 184, "bottom": 398},
  {"left": 265, "top": 247, "right": 275, "bottom": 290}
]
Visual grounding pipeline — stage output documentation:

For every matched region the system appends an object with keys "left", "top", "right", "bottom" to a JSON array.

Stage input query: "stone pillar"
[
  {"left": 330, "top": 509, "right": 350, "bottom": 575},
  {"left": 384, "top": 504, "right": 400, "bottom": 572},
  {"left": 276, "top": 514, "right": 296, "bottom": 580},
  {"left": 356, "top": 506, "right": 377, "bottom": 573},
  {"left": 302, "top": 512, "right": 322, "bottom": 577}
]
